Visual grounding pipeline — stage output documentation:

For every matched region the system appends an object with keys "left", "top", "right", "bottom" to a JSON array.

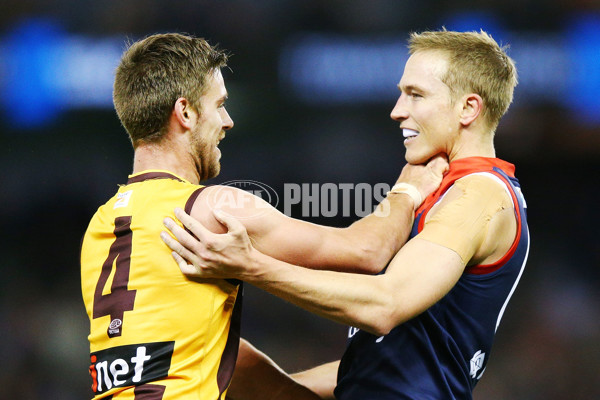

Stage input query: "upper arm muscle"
[
  {"left": 418, "top": 175, "right": 515, "bottom": 265},
  {"left": 383, "top": 237, "right": 464, "bottom": 324},
  {"left": 193, "top": 186, "right": 363, "bottom": 271}
]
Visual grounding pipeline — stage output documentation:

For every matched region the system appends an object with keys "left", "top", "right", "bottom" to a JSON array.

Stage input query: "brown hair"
[
  {"left": 113, "top": 33, "right": 228, "bottom": 147},
  {"left": 409, "top": 29, "right": 518, "bottom": 130}
]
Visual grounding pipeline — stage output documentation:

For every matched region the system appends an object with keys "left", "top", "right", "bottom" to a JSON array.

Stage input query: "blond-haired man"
[{"left": 163, "top": 30, "right": 529, "bottom": 399}]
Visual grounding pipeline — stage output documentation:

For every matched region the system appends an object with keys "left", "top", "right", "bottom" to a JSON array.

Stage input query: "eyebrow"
[
  {"left": 397, "top": 84, "right": 423, "bottom": 93},
  {"left": 217, "top": 94, "right": 228, "bottom": 104}
]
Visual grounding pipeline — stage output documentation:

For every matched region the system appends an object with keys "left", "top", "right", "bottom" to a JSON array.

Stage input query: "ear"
[
  {"left": 172, "top": 97, "right": 197, "bottom": 130},
  {"left": 459, "top": 93, "right": 483, "bottom": 127}
]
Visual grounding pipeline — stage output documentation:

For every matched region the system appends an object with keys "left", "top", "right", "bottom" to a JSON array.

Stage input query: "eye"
[{"left": 410, "top": 92, "right": 423, "bottom": 99}]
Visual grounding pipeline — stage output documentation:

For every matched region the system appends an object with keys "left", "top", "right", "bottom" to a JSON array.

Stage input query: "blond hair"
[
  {"left": 409, "top": 30, "right": 517, "bottom": 130},
  {"left": 113, "top": 33, "right": 228, "bottom": 147}
]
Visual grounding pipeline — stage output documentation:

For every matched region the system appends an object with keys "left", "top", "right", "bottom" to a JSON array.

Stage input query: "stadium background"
[{"left": 0, "top": 1, "right": 598, "bottom": 398}]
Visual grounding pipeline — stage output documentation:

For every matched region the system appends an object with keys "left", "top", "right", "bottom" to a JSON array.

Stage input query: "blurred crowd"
[{"left": 0, "top": 1, "right": 598, "bottom": 399}]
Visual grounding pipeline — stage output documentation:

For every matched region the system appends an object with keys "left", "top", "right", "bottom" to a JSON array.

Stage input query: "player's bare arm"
[
  {"left": 291, "top": 360, "right": 339, "bottom": 400},
  {"left": 225, "top": 339, "right": 321, "bottom": 400},
  {"left": 162, "top": 173, "right": 516, "bottom": 335},
  {"left": 163, "top": 156, "right": 448, "bottom": 274}
]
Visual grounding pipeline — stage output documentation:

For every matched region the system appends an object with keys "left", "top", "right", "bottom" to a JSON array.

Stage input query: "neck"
[
  {"left": 447, "top": 128, "right": 495, "bottom": 163},
  {"left": 132, "top": 141, "right": 200, "bottom": 184}
]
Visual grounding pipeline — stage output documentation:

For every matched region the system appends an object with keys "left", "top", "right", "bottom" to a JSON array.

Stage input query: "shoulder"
[
  {"left": 436, "top": 173, "right": 513, "bottom": 213},
  {"left": 418, "top": 172, "right": 517, "bottom": 265},
  {"left": 189, "top": 185, "right": 280, "bottom": 234}
]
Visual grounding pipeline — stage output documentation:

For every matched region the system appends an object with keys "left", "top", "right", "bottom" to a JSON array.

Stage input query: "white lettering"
[
  {"left": 250, "top": 190, "right": 272, "bottom": 209},
  {"left": 301, "top": 183, "right": 320, "bottom": 217},
  {"left": 283, "top": 184, "right": 301, "bottom": 215},
  {"left": 110, "top": 358, "right": 129, "bottom": 386},
  {"left": 214, "top": 190, "right": 237, "bottom": 209},
  {"left": 236, "top": 190, "right": 254, "bottom": 208},
  {"left": 282, "top": 183, "right": 394, "bottom": 218},
  {"left": 320, "top": 183, "right": 337, "bottom": 217},
  {"left": 130, "top": 346, "right": 151, "bottom": 383},
  {"left": 373, "top": 183, "right": 390, "bottom": 217},
  {"left": 339, "top": 183, "right": 354, "bottom": 216},
  {"left": 95, "top": 361, "right": 111, "bottom": 391},
  {"left": 354, "top": 183, "right": 372, "bottom": 217}
]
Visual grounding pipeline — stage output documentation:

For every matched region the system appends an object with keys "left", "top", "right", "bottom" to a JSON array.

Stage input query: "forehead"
[
  {"left": 399, "top": 50, "right": 449, "bottom": 90},
  {"left": 202, "top": 69, "right": 227, "bottom": 100}
]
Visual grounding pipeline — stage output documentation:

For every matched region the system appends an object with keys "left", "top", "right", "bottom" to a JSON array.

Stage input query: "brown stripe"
[
  {"left": 133, "top": 383, "right": 166, "bottom": 399},
  {"left": 183, "top": 187, "right": 208, "bottom": 240},
  {"left": 217, "top": 286, "right": 243, "bottom": 398},
  {"left": 127, "top": 172, "right": 185, "bottom": 185},
  {"left": 184, "top": 186, "right": 207, "bottom": 215}
]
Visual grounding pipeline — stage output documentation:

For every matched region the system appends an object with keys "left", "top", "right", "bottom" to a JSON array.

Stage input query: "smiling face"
[
  {"left": 390, "top": 50, "right": 462, "bottom": 164},
  {"left": 190, "top": 69, "right": 234, "bottom": 180}
]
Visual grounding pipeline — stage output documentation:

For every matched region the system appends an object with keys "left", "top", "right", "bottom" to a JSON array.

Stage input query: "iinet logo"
[{"left": 89, "top": 342, "right": 174, "bottom": 394}]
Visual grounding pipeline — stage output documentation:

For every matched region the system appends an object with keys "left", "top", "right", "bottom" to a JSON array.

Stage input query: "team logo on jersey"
[
  {"left": 108, "top": 318, "right": 122, "bottom": 336},
  {"left": 89, "top": 341, "right": 174, "bottom": 394},
  {"left": 469, "top": 350, "right": 486, "bottom": 379},
  {"left": 114, "top": 190, "right": 133, "bottom": 209}
]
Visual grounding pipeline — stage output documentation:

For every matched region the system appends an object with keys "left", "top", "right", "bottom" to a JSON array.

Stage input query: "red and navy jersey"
[{"left": 335, "top": 157, "right": 529, "bottom": 399}]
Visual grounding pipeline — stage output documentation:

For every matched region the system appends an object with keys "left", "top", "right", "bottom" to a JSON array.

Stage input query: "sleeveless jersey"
[
  {"left": 335, "top": 157, "right": 529, "bottom": 399},
  {"left": 81, "top": 171, "right": 242, "bottom": 400}
]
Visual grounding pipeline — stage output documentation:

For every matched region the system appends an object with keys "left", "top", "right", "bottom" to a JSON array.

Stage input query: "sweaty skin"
[{"left": 418, "top": 174, "right": 514, "bottom": 264}]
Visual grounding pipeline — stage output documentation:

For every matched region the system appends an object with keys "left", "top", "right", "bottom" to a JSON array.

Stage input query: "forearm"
[
  {"left": 341, "top": 193, "right": 415, "bottom": 272},
  {"left": 227, "top": 339, "right": 320, "bottom": 400},
  {"left": 292, "top": 361, "right": 340, "bottom": 400},
  {"left": 246, "top": 251, "right": 395, "bottom": 336}
]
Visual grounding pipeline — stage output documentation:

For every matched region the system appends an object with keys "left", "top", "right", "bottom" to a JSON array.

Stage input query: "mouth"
[{"left": 402, "top": 128, "right": 419, "bottom": 143}]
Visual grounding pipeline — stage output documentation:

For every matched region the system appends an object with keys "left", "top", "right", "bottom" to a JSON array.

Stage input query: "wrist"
[
  {"left": 387, "top": 183, "right": 423, "bottom": 210},
  {"left": 247, "top": 248, "right": 270, "bottom": 282}
]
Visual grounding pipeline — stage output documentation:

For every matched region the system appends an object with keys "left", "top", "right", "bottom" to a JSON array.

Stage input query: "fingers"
[
  {"left": 172, "top": 207, "right": 215, "bottom": 242},
  {"left": 171, "top": 251, "right": 200, "bottom": 276},
  {"left": 212, "top": 209, "right": 246, "bottom": 235},
  {"left": 161, "top": 232, "right": 208, "bottom": 277},
  {"left": 160, "top": 229, "right": 199, "bottom": 267},
  {"left": 162, "top": 216, "right": 200, "bottom": 252},
  {"left": 427, "top": 154, "right": 449, "bottom": 175}
]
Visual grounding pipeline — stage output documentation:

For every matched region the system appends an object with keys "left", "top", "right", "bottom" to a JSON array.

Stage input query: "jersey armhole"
[{"left": 464, "top": 172, "right": 522, "bottom": 275}]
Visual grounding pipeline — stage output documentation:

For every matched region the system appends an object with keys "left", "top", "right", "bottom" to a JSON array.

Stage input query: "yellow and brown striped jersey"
[{"left": 81, "top": 170, "right": 241, "bottom": 400}]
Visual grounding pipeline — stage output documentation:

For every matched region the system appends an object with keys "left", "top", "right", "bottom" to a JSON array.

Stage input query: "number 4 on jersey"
[{"left": 93, "top": 216, "right": 137, "bottom": 338}]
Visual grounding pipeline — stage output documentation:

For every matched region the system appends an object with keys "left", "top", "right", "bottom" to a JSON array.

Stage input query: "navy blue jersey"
[{"left": 335, "top": 157, "right": 529, "bottom": 399}]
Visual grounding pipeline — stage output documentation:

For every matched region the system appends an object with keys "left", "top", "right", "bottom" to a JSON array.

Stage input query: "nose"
[
  {"left": 222, "top": 108, "right": 234, "bottom": 130},
  {"left": 390, "top": 94, "right": 408, "bottom": 122}
]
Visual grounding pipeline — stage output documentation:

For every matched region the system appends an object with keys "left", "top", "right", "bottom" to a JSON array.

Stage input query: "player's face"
[
  {"left": 190, "top": 69, "right": 234, "bottom": 181},
  {"left": 390, "top": 50, "right": 461, "bottom": 164}
]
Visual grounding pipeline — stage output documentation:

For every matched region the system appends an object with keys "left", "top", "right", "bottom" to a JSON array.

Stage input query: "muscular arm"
[
  {"left": 164, "top": 174, "right": 516, "bottom": 335},
  {"left": 237, "top": 237, "right": 464, "bottom": 335},
  {"left": 191, "top": 185, "right": 415, "bottom": 274},
  {"left": 226, "top": 339, "right": 321, "bottom": 400},
  {"left": 291, "top": 361, "right": 339, "bottom": 400},
  {"left": 187, "top": 157, "right": 447, "bottom": 274}
]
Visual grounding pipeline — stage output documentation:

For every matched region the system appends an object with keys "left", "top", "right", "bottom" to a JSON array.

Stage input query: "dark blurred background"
[{"left": 1, "top": 1, "right": 599, "bottom": 399}]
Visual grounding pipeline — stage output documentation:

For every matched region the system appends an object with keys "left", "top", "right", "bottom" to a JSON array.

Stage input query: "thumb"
[
  {"left": 213, "top": 209, "right": 244, "bottom": 233},
  {"left": 430, "top": 154, "right": 449, "bottom": 175}
]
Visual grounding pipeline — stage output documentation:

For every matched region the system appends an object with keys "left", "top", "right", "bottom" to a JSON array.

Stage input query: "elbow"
[
  {"left": 355, "top": 231, "right": 401, "bottom": 274},
  {"left": 353, "top": 245, "right": 387, "bottom": 274},
  {"left": 360, "top": 316, "right": 396, "bottom": 337},
  {"left": 355, "top": 291, "right": 404, "bottom": 336},
  {"left": 362, "top": 307, "right": 400, "bottom": 336}
]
